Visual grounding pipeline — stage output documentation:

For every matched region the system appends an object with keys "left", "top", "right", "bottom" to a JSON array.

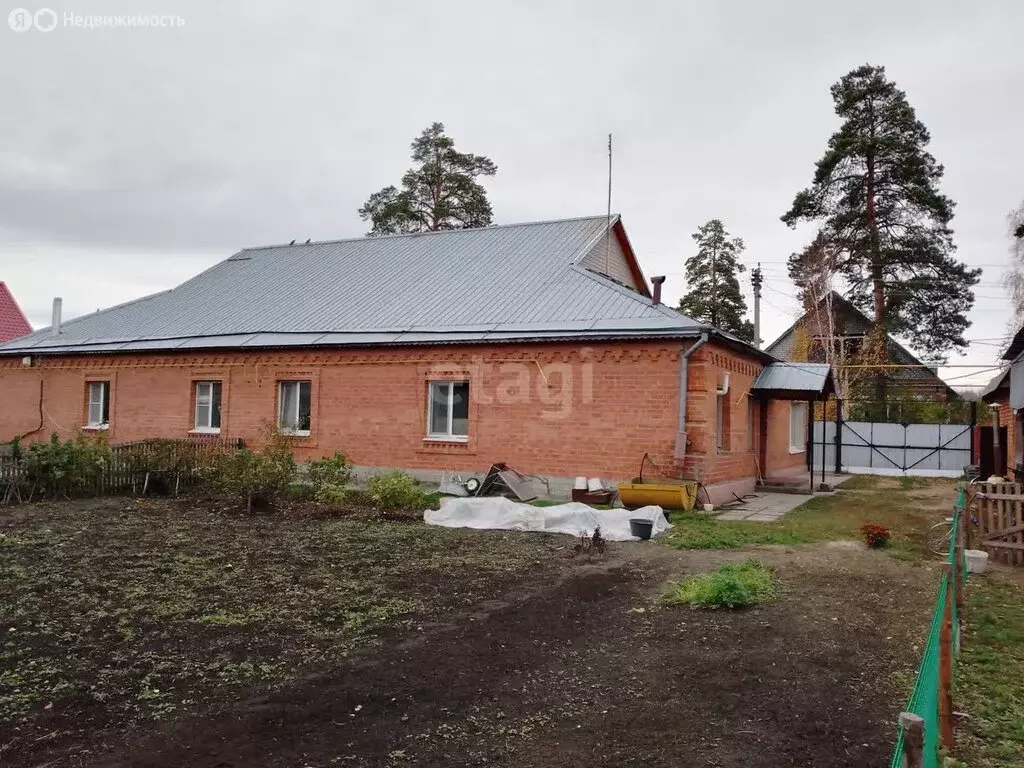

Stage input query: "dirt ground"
[{"left": 2, "top": 496, "right": 940, "bottom": 768}]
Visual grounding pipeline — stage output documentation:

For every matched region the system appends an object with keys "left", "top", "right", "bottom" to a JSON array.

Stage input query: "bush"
[
  {"left": 367, "top": 471, "right": 425, "bottom": 510},
  {"left": 314, "top": 483, "right": 347, "bottom": 507},
  {"left": 860, "top": 523, "right": 890, "bottom": 548},
  {"left": 662, "top": 560, "right": 777, "bottom": 609},
  {"left": 305, "top": 452, "right": 354, "bottom": 490},
  {"left": 22, "top": 431, "right": 112, "bottom": 499},
  {"left": 204, "top": 427, "right": 296, "bottom": 512}
]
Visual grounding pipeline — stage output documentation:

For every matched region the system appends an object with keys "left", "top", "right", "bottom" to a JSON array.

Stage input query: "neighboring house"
[
  {"left": 981, "top": 325, "right": 1024, "bottom": 478},
  {"left": 0, "top": 215, "right": 831, "bottom": 503},
  {"left": 766, "top": 291, "right": 958, "bottom": 402},
  {"left": 0, "top": 281, "right": 32, "bottom": 343}
]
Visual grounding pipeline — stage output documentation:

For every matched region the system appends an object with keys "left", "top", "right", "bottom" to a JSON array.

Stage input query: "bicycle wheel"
[{"left": 926, "top": 521, "right": 953, "bottom": 556}]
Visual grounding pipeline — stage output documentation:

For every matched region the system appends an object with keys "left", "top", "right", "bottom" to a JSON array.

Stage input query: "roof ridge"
[{"left": 239, "top": 214, "right": 621, "bottom": 253}]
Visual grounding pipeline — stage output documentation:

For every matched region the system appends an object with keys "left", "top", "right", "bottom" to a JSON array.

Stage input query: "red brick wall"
[{"left": 0, "top": 340, "right": 794, "bottom": 484}]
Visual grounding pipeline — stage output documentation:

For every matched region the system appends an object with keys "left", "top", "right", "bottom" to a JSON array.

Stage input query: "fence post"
[
  {"left": 939, "top": 565, "right": 955, "bottom": 750},
  {"left": 834, "top": 397, "right": 843, "bottom": 475},
  {"left": 898, "top": 712, "right": 924, "bottom": 768}
]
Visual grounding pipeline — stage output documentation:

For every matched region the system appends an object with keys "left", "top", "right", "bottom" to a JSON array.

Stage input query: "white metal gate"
[{"left": 812, "top": 421, "right": 972, "bottom": 477}]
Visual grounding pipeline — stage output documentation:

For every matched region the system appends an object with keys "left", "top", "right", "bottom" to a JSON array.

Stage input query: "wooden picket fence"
[
  {"left": 973, "top": 482, "right": 1024, "bottom": 567},
  {"left": 0, "top": 436, "right": 243, "bottom": 504}
]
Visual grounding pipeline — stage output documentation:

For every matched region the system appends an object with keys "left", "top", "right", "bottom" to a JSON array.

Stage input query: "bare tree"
[{"left": 1005, "top": 201, "right": 1024, "bottom": 347}]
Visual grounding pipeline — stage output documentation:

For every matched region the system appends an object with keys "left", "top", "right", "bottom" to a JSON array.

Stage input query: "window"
[
  {"left": 278, "top": 380, "right": 312, "bottom": 435},
  {"left": 428, "top": 381, "right": 469, "bottom": 440},
  {"left": 86, "top": 381, "right": 110, "bottom": 428},
  {"left": 715, "top": 394, "right": 726, "bottom": 452},
  {"left": 194, "top": 381, "right": 222, "bottom": 432},
  {"left": 789, "top": 402, "right": 807, "bottom": 453},
  {"left": 747, "top": 398, "right": 756, "bottom": 452}
]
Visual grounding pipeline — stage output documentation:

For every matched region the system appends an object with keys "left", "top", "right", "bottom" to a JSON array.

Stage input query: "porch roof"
[{"left": 752, "top": 362, "right": 834, "bottom": 400}]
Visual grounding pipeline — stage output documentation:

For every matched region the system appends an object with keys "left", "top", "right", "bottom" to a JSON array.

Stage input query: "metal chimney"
[
  {"left": 651, "top": 275, "right": 666, "bottom": 306},
  {"left": 51, "top": 297, "right": 62, "bottom": 337}
]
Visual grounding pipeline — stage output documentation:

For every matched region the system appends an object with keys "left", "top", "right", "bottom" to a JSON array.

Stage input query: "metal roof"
[
  {"left": 0, "top": 215, "right": 716, "bottom": 356},
  {"left": 752, "top": 362, "right": 834, "bottom": 397},
  {"left": 981, "top": 367, "right": 1010, "bottom": 401}
]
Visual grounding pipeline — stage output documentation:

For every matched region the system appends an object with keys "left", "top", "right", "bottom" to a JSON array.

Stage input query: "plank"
[{"left": 983, "top": 541, "right": 1024, "bottom": 551}]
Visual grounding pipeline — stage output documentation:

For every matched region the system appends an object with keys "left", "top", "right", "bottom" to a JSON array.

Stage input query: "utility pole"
[{"left": 751, "top": 263, "right": 763, "bottom": 349}]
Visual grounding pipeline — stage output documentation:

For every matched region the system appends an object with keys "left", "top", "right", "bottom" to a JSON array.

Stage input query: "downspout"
[{"left": 675, "top": 333, "right": 710, "bottom": 460}]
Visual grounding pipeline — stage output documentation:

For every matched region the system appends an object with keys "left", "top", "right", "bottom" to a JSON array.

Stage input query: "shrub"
[
  {"left": 314, "top": 483, "right": 348, "bottom": 507},
  {"left": 662, "top": 560, "right": 777, "bottom": 609},
  {"left": 367, "top": 471, "right": 425, "bottom": 510},
  {"left": 860, "top": 523, "right": 890, "bottom": 548},
  {"left": 305, "top": 452, "right": 354, "bottom": 490},
  {"left": 204, "top": 426, "right": 296, "bottom": 513},
  {"left": 22, "top": 431, "right": 112, "bottom": 499}
]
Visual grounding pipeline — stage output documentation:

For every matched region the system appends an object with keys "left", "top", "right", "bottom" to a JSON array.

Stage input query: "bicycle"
[{"left": 926, "top": 481, "right": 982, "bottom": 556}]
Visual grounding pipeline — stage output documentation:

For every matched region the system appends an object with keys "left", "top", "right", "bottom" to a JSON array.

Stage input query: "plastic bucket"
[
  {"left": 587, "top": 477, "right": 603, "bottom": 492},
  {"left": 965, "top": 549, "right": 989, "bottom": 574},
  {"left": 629, "top": 519, "right": 654, "bottom": 540},
  {"left": 574, "top": 476, "right": 588, "bottom": 490}
]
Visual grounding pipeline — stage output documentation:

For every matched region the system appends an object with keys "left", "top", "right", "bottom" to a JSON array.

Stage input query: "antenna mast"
[{"left": 605, "top": 133, "right": 612, "bottom": 275}]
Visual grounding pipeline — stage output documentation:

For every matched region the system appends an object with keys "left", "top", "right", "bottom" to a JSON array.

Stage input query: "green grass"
[
  {"left": 662, "top": 560, "right": 778, "bottom": 608},
  {"left": 954, "top": 578, "right": 1024, "bottom": 767},
  {"left": 663, "top": 478, "right": 955, "bottom": 555}
]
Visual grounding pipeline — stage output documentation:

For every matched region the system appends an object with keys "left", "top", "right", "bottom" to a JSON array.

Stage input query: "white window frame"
[
  {"left": 426, "top": 380, "right": 469, "bottom": 441},
  {"left": 715, "top": 394, "right": 726, "bottom": 453},
  {"left": 86, "top": 380, "right": 109, "bottom": 429},
  {"left": 192, "top": 381, "right": 222, "bottom": 434},
  {"left": 789, "top": 402, "right": 807, "bottom": 454},
  {"left": 277, "top": 380, "right": 312, "bottom": 436}
]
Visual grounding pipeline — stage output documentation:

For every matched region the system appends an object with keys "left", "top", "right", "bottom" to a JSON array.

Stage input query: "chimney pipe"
[
  {"left": 51, "top": 297, "right": 62, "bottom": 337},
  {"left": 651, "top": 275, "right": 666, "bottom": 306}
]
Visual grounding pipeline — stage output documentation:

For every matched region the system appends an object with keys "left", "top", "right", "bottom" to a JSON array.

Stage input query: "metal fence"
[{"left": 812, "top": 421, "right": 973, "bottom": 477}]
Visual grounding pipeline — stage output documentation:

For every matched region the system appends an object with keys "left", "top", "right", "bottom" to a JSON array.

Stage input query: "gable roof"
[
  {"left": 0, "top": 282, "right": 32, "bottom": 343},
  {"left": 981, "top": 367, "right": 1010, "bottom": 402},
  {"left": 765, "top": 290, "right": 956, "bottom": 394},
  {"left": 1003, "top": 325, "right": 1024, "bottom": 362},
  {"left": 0, "top": 216, "right": 770, "bottom": 360},
  {"left": 752, "top": 362, "right": 834, "bottom": 400}
]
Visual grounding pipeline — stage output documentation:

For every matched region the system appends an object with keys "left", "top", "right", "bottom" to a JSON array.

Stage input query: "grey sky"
[{"left": 1, "top": 0, "right": 1021, "bottom": 386}]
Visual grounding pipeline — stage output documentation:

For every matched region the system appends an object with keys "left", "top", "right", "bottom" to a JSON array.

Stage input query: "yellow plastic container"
[{"left": 617, "top": 481, "right": 697, "bottom": 511}]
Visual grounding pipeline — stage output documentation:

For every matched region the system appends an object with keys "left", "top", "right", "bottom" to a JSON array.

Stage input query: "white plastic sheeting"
[{"left": 424, "top": 497, "right": 670, "bottom": 541}]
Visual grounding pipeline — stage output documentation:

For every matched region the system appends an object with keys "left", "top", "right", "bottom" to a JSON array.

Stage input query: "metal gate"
[{"left": 812, "top": 420, "right": 973, "bottom": 477}]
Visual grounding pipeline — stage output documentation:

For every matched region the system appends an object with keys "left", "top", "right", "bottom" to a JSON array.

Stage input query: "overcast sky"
[{"left": 1, "top": 0, "right": 1021, "bottom": 387}]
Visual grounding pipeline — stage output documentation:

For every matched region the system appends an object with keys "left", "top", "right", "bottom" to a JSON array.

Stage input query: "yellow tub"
[{"left": 617, "top": 481, "right": 698, "bottom": 511}]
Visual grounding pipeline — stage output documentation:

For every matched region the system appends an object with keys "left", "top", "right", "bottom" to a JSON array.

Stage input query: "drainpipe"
[{"left": 675, "top": 332, "right": 710, "bottom": 460}]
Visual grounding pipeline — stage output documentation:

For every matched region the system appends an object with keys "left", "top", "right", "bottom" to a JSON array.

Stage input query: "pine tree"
[
  {"left": 782, "top": 64, "right": 980, "bottom": 361},
  {"left": 678, "top": 219, "right": 754, "bottom": 340},
  {"left": 359, "top": 123, "right": 497, "bottom": 235}
]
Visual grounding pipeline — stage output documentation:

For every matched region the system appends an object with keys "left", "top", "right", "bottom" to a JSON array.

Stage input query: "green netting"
[
  {"left": 889, "top": 573, "right": 948, "bottom": 768},
  {"left": 891, "top": 485, "right": 968, "bottom": 767}
]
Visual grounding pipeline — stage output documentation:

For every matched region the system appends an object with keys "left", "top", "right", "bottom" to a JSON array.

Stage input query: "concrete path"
[{"left": 714, "top": 491, "right": 822, "bottom": 522}]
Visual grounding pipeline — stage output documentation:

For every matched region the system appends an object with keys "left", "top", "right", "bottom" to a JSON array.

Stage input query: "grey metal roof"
[
  {"left": 981, "top": 368, "right": 1010, "bottom": 400},
  {"left": 0, "top": 215, "right": 716, "bottom": 355},
  {"left": 752, "top": 362, "right": 833, "bottom": 395}
]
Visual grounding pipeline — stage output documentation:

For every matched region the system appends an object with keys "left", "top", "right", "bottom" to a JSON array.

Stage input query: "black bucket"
[{"left": 629, "top": 519, "right": 653, "bottom": 540}]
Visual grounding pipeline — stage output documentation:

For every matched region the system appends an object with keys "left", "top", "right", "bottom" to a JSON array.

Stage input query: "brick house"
[
  {"left": 980, "top": 324, "right": 1024, "bottom": 478},
  {"left": 0, "top": 216, "right": 830, "bottom": 503},
  {"left": 0, "top": 281, "right": 32, "bottom": 343}
]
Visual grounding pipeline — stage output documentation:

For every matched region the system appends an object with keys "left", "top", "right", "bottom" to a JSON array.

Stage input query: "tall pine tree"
[
  {"left": 782, "top": 64, "right": 979, "bottom": 361},
  {"left": 678, "top": 219, "right": 754, "bottom": 340},
  {"left": 359, "top": 123, "right": 497, "bottom": 235}
]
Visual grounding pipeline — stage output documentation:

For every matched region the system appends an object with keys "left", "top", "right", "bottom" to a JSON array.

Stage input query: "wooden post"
[
  {"left": 899, "top": 712, "right": 925, "bottom": 768},
  {"left": 939, "top": 564, "right": 955, "bottom": 750}
]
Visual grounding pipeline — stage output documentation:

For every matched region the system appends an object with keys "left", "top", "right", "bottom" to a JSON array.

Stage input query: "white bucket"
[
  {"left": 587, "top": 477, "right": 603, "bottom": 492},
  {"left": 965, "top": 549, "right": 989, "bottom": 574},
  {"left": 574, "top": 476, "right": 588, "bottom": 490}
]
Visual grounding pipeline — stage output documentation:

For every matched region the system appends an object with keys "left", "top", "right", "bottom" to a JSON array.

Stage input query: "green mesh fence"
[{"left": 889, "top": 486, "right": 966, "bottom": 768}]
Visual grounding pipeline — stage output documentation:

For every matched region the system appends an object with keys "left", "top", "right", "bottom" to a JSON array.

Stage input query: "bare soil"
[{"left": 2, "top": 496, "right": 938, "bottom": 768}]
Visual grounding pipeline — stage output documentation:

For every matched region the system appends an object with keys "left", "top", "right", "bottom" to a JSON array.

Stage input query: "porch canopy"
[{"left": 751, "top": 362, "right": 834, "bottom": 400}]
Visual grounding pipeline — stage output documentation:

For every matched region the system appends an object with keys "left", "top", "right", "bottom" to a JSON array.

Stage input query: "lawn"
[
  {"left": 955, "top": 577, "right": 1024, "bottom": 766},
  {"left": 663, "top": 476, "right": 956, "bottom": 556}
]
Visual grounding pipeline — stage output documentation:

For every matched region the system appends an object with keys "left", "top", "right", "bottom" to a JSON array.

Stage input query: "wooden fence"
[
  {"left": 0, "top": 436, "right": 244, "bottom": 504},
  {"left": 973, "top": 482, "right": 1024, "bottom": 567}
]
